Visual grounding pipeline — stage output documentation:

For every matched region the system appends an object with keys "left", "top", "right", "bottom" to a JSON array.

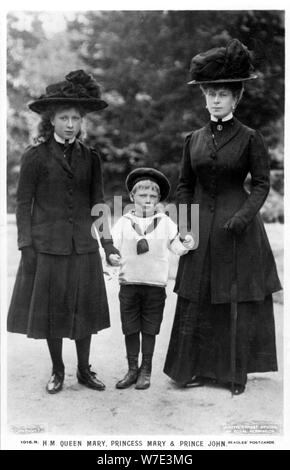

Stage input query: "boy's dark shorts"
[{"left": 119, "top": 284, "right": 167, "bottom": 335}]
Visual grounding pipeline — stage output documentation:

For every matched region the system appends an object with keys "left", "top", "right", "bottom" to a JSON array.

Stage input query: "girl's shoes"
[{"left": 46, "top": 370, "right": 64, "bottom": 394}]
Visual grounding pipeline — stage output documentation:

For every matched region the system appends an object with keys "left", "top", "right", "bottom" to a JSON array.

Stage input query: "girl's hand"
[
  {"left": 108, "top": 254, "right": 121, "bottom": 266},
  {"left": 182, "top": 234, "right": 195, "bottom": 250}
]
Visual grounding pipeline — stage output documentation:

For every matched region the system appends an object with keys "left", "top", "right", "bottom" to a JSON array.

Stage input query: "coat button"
[
  {"left": 211, "top": 152, "right": 216, "bottom": 159},
  {"left": 68, "top": 189, "right": 73, "bottom": 194},
  {"left": 67, "top": 173, "right": 73, "bottom": 178},
  {"left": 210, "top": 206, "right": 214, "bottom": 212},
  {"left": 69, "top": 218, "right": 73, "bottom": 223}
]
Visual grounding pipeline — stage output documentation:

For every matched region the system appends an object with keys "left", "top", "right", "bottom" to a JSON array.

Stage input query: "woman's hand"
[
  {"left": 182, "top": 234, "right": 195, "bottom": 250},
  {"left": 21, "top": 246, "right": 37, "bottom": 273},
  {"left": 223, "top": 216, "right": 246, "bottom": 236},
  {"left": 108, "top": 254, "right": 121, "bottom": 266}
]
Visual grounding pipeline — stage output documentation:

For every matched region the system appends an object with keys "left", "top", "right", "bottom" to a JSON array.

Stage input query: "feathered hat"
[
  {"left": 188, "top": 39, "right": 258, "bottom": 85},
  {"left": 28, "top": 69, "right": 108, "bottom": 114}
]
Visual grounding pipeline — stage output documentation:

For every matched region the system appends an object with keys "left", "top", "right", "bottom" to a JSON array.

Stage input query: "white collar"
[
  {"left": 54, "top": 132, "right": 76, "bottom": 144},
  {"left": 210, "top": 112, "right": 233, "bottom": 122},
  {"left": 125, "top": 210, "right": 163, "bottom": 220}
]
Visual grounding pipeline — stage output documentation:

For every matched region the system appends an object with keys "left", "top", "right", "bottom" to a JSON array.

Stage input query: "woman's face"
[
  {"left": 51, "top": 107, "right": 83, "bottom": 140},
  {"left": 204, "top": 87, "right": 237, "bottom": 119}
]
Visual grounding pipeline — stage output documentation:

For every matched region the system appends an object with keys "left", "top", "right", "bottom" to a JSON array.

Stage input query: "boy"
[{"left": 109, "top": 168, "right": 194, "bottom": 390}]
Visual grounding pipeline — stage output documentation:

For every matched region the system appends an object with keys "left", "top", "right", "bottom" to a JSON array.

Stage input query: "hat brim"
[
  {"left": 187, "top": 73, "right": 258, "bottom": 85},
  {"left": 28, "top": 97, "right": 108, "bottom": 114},
  {"left": 126, "top": 167, "right": 171, "bottom": 201}
]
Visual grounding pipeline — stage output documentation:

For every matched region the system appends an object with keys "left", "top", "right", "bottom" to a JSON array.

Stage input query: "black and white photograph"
[{"left": 1, "top": 1, "right": 289, "bottom": 453}]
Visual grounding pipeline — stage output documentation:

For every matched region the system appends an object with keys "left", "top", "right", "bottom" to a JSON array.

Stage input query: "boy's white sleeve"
[
  {"left": 111, "top": 218, "right": 124, "bottom": 252},
  {"left": 167, "top": 217, "right": 188, "bottom": 256}
]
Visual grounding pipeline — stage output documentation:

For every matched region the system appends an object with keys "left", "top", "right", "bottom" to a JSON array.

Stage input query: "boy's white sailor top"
[{"left": 111, "top": 211, "right": 188, "bottom": 287}]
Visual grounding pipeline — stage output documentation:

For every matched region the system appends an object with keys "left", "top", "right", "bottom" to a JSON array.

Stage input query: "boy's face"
[{"left": 131, "top": 186, "right": 160, "bottom": 215}]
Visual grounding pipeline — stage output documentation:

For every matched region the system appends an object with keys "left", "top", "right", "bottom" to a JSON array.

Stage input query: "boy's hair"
[{"left": 131, "top": 179, "right": 161, "bottom": 198}]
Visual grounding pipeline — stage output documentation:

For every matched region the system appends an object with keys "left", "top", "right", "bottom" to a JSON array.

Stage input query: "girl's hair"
[
  {"left": 200, "top": 81, "right": 245, "bottom": 102},
  {"left": 131, "top": 180, "right": 161, "bottom": 198},
  {"left": 34, "top": 104, "right": 86, "bottom": 143}
]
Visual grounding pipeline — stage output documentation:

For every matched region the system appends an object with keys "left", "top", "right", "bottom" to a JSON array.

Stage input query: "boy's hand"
[
  {"left": 108, "top": 254, "right": 121, "bottom": 266},
  {"left": 182, "top": 234, "right": 195, "bottom": 250}
]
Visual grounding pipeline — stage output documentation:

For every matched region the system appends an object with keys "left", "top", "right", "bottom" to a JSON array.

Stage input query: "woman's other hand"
[
  {"left": 21, "top": 246, "right": 37, "bottom": 273},
  {"left": 223, "top": 216, "right": 246, "bottom": 235},
  {"left": 108, "top": 254, "right": 121, "bottom": 266},
  {"left": 182, "top": 234, "right": 195, "bottom": 250}
]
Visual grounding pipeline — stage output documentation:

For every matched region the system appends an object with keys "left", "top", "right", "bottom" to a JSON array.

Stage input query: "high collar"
[
  {"left": 210, "top": 112, "right": 233, "bottom": 122},
  {"left": 204, "top": 117, "right": 240, "bottom": 152},
  {"left": 54, "top": 132, "right": 76, "bottom": 144}
]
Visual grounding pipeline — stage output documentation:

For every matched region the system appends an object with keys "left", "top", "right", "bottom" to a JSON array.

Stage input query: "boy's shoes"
[
  {"left": 135, "top": 370, "right": 151, "bottom": 390},
  {"left": 116, "top": 355, "right": 139, "bottom": 389},
  {"left": 135, "top": 354, "right": 152, "bottom": 390},
  {"left": 116, "top": 370, "right": 138, "bottom": 389},
  {"left": 46, "top": 370, "right": 65, "bottom": 394},
  {"left": 77, "top": 365, "right": 105, "bottom": 391}
]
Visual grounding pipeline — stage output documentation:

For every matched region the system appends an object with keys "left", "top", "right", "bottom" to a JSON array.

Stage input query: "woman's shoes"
[
  {"left": 180, "top": 376, "right": 206, "bottom": 388},
  {"left": 46, "top": 370, "right": 65, "bottom": 394},
  {"left": 231, "top": 383, "right": 246, "bottom": 395}
]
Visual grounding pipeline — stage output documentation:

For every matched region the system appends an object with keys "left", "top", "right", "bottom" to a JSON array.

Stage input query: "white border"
[{"left": 1, "top": 0, "right": 289, "bottom": 451}]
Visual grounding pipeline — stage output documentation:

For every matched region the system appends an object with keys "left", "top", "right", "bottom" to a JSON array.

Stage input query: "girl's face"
[
  {"left": 204, "top": 87, "right": 237, "bottom": 119},
  {"left": 51, "top": 107, "right": 83, "bottom": 140}
]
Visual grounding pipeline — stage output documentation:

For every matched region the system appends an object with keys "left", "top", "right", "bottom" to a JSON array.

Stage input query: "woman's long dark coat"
[
  {"left": 174, "top": 118, "right": 281, "bottom": 303},
  {"left": 164, "top": 117, "right": 281, "bottom": 385},
  {"left": 7, "top": 137, "right": 111, "bottom": 339}
]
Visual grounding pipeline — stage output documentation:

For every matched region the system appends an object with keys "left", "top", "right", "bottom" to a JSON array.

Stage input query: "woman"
[
  {"left": 163, "top": 39, "right": 282, "bottom": 395},
  {"left": 7, "top": 70, "right": 119, "bottom": 394}
]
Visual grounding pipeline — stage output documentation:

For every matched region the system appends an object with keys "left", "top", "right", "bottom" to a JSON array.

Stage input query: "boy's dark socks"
[
  {"left": 125, "top": 332, "right": 140, "bottom": 356},
  {"left": 141, "top": 333, "right": 156, "bottom": 355}
]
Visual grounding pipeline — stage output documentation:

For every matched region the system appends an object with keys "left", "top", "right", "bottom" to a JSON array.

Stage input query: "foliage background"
[{"left": 7, "top": 10, "right": 284, "bottom": 221}]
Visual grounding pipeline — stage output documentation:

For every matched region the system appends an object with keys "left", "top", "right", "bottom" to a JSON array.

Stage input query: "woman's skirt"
[
  {"left": 7, "top": 250, "right": 110, "bottom": 339},
  {"left": 163, "top": 251, "right": 278, "bottom": 386}
]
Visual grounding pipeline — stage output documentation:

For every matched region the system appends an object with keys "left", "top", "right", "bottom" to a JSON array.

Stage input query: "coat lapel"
[
  {"left": 203, "top": 123, "right": 216, "bottom": 153},
  {"left": 49, "top": 138, "right": 82, "bottom": 175},
  {"left": 49, "top": 138, "right": 73, "bottom": 175},
  {"left": 214, "top": 118, "right": 241, "bottom": 151},
  {"left": 70, "top": 139, "right": 82, "bottom": 172},
  {"left": 203, "top": 118, "right": 241, "bottom": 153}
]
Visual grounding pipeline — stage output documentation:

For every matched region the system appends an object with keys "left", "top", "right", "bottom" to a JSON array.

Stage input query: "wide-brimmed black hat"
[
  {"left": 126, "top": 167, "right": 171, "bottom": 201},
  {"left": 188, "top": 39, "right": 258, "bottom": 85},
  {"left": 28, "top": 69, "right": 108, "bottom": 114}
]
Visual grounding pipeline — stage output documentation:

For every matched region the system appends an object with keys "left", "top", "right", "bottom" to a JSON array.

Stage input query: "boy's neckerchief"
[{"left": 124, "top": 211, "right": 163, "bottom": 255}]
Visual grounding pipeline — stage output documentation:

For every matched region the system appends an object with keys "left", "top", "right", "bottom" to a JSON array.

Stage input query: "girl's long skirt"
[
  {"left": 7, "top": 250, "right": 110, "bottom": 339},
  {"left": 163, "top": 251, "right": 278, "bottom": 386}
]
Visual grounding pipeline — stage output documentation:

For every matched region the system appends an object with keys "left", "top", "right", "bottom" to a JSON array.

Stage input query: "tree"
[{"left": 67, "top": 10, "right": 284, "bottom": 203}]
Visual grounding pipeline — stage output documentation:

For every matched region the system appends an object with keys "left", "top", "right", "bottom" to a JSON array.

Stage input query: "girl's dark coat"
[
  {"left": 174, "top": 118, "right": 281, "bottom": 304},
  {"left": 8, "top": 137, "right": 111, "bottom": 338},
  {"left": 16, "top": 137, "right": 108, "bottom": 254}
]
